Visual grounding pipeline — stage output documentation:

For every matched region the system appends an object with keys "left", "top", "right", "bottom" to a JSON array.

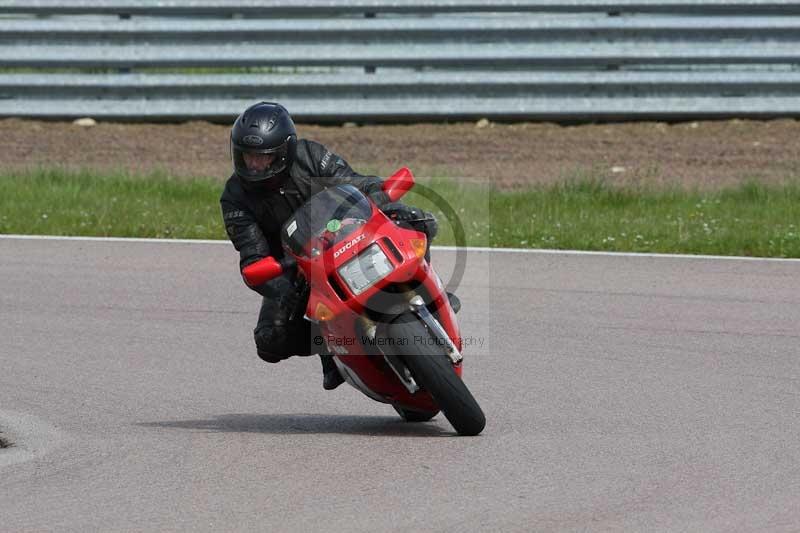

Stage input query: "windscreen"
[{"left": 282, "top": 185, "right": 373, "bottom": 259}]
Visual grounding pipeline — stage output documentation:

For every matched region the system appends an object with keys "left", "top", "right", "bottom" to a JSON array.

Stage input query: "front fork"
[
  {"left": 408, "top": 295, "right": 463, "bottom": 365},
  {"left": 364, "top": 292, "right": 463, "bottom": 395}
]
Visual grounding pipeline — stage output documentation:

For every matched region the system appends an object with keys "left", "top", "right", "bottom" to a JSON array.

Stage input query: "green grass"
[
  {"left": 405, "top": 178, "right": 800, "bottom": 257},
  {"left": 2, "top": 168, "right": 799, "bottom": 257},
  {"left": 0, "top": 169, "right": 223, "bottom": 239}
]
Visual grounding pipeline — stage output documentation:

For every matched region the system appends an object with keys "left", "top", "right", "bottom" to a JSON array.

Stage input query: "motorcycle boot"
[
  {"left": 320, "top": 353, "right": 345, "bottom": 390},
  {"left": 446, "top": 292, "right": 461, "bottom": 314}
]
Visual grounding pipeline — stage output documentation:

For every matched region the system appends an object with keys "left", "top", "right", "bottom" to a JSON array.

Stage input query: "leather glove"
[{"left": 368, "top": 190, "right": 391, "bottom": 209}]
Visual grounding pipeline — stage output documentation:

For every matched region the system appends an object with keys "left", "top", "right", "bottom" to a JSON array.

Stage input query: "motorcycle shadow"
[{"left": 139, "top": 413, "right": 453, "bottom": 437}]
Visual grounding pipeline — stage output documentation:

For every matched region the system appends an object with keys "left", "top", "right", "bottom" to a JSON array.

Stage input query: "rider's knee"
[
  {"left": 256, "top": 349, "right": 290, "bottom": 364},
  {"left": 254, "top": 329, "right": 291, "bottom": 363}
]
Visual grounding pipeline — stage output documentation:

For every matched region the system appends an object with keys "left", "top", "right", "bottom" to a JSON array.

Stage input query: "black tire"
[
  {"left": 383, "top": 315, "right": 486, "bottom": 436},
  {"left": 392, "top": 405, "right": 438, "bottom": 422}
]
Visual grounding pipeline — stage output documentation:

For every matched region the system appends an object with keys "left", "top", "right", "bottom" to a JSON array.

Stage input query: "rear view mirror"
[
  {"left": 382, "top": 167, "right": 415, "bottom": 202},
  {"left": 241, "top": 256, "right": 283, "bottom": 287}
]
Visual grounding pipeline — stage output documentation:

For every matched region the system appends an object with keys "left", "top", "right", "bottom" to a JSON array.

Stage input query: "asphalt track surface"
[{"left": 1, "top": 237, "right": 799, "bottom": 532}]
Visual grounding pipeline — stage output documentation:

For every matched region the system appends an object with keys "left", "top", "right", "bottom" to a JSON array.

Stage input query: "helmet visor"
[{"left": 232, "top": 140, "right": 290, "bottom": 182}]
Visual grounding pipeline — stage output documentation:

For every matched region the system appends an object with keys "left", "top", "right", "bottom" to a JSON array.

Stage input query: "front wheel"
[
  {"left": 383, "top": 315, "right": 486, "bottom": 436},
  {"left": 392, "top": 405, "right": 438, "bottom": 422}
]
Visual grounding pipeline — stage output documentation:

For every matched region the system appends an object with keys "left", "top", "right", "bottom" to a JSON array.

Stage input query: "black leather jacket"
[{"left": 220, "top": 139, "right": 387, "bottom": 296}]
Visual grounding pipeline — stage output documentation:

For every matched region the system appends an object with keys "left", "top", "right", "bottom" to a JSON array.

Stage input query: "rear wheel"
[{"left": 383, "top": 315, "right": 486, "bottom": 436}]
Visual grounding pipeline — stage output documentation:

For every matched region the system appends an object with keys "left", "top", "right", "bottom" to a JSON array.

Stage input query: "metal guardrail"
[
  {"left": 2, "top": 0, "right": 800, "bottom": 16},
  {"left": 1, "top": 1, "right": 800, "bottom": 122}
]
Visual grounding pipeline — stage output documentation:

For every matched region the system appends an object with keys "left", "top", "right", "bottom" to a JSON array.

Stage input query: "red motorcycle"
[{"left": 242, "top": 168, "right": 485, "bottom": 436}]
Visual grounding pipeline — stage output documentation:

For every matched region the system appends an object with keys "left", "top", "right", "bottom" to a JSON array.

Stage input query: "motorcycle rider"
[{"left": 220, "top": 102, "right": 450, "bottom": 390}]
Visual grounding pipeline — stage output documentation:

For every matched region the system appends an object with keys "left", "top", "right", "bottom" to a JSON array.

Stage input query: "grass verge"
[
  {"left": 1, "top": 169, "right": 799, "bottom": 257},
  {"left": 0, "top": 169, "right": 222, "bottom": 239},
  {"left": 407, "top": 178, "right": 800, "bottom": 258}
]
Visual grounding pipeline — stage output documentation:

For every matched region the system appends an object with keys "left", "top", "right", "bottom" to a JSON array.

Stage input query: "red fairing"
[
  {"left": 382, "top": 167, "right": 414, "bottom": 202},
  {"left": 241, "top": 257, "right": 283, "bottom": 287}
]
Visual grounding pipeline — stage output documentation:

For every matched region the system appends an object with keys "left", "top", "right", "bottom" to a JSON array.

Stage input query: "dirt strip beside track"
[{"left": 3, "top": 118, "right": 799, "bottom": 188}]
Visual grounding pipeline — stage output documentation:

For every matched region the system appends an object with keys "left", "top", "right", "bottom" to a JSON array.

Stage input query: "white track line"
[
  {"left": 432, "top": 245, "right": 800, "bottom": 262},
  {"left": 0, "top": 234, "right": 228, "bottom": 245},
  {"left": 1, "top": 234, "right": 799, "bottom": 262}
]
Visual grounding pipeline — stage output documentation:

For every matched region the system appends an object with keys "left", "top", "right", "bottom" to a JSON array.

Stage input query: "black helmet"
[{"left": 230, "top": 102, "right": 297, "bottom": 184}]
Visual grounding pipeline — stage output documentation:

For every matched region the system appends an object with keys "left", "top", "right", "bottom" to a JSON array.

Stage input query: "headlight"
[{"left": 337, "top": 244, "right": 394, "bottom": 295}]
